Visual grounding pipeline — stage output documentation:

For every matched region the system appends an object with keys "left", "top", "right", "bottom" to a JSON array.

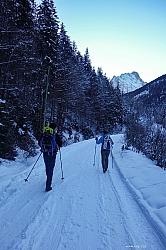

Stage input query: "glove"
[{"left": 95, "top": 137, "right": 98, "bottom": 141}]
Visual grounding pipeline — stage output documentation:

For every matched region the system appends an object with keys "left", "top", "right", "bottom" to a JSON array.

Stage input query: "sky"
[
  {"left": 36, "top": 0, "right": 166, "bottom": 83},
  {"left": 1, "top": 134, "right": 166, "bottom": 249}
]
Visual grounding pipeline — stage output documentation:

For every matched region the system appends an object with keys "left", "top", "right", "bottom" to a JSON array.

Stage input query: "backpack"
[
  {"left": 41, "top": 126, "right": 57, "bottom": 153},
  {"left": 102, "top": 135, "right": 111, "bottom": 149}
]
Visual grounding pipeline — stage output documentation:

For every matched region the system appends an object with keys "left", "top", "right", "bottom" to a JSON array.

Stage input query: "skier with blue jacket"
[{"left": 95, "top": 131, "right": 114, "bottom": 173}]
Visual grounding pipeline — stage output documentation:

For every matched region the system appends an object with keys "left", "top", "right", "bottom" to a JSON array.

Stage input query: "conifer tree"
[
  {"left": 55, "top": 22, "right": 75, "bottom": 132},
  {"left": 37, "top": 0, "right": 59, "bottom": 64},
  {"left": 37, "top": 0, "right": 59, "bottom": 127},
  {"left": 0, "top": 0, "right": 39, "bottom": 157},
  {"left": 14, "top": 0, "right": 35, "bottom": 29},
  {"left": 0, "top": 0, "right": 124, "bottom": 159},
  {"left": 83, "top": 48, "right": 92, "bottom": 75}
]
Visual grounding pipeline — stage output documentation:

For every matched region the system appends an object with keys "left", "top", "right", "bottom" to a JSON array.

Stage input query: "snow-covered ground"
[{"left": 0, "top": 134, "right": 166, "bottom": 250}]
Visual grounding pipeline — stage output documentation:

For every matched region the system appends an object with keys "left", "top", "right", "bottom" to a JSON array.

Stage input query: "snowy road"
[{"left": 0, "top": 136, "right": 165, "bottom": 250}]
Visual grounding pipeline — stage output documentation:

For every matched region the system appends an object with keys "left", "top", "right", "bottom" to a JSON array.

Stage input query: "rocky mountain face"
[
  {"left": 123, "top": 74, "right": 166, "bottom": 169},
  {"left": 123, "top": 74, "right": 166, "bottom": 106},
  {"left": 110, "top": 71, "right": 146, "bottom": 93}
]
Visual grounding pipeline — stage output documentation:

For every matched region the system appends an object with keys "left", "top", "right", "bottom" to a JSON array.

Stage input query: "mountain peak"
[{"left": 111, "top": 72, "right": 146, "bottom": 93}]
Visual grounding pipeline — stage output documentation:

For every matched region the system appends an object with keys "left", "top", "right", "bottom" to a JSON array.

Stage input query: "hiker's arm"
[
  {"left": 56, "top": 134, "right": 62, "bottom": 148},
  {"left": 96, "top": 136, "right": 103, "bottom": 144},
  {"left": 110, "top": 137, "right": 114, "bottom": 145},
  {"left": 38, "top": 134, "right": 43, "bottom": 147}
]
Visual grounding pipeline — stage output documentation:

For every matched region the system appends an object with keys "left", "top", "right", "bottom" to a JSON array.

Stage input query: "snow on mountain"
[
  {"left": 111, "top": 71, "right": 146, "bottom": 93},
  {"left": 0, "top": 134, "right": 166, "bottom": 249}
]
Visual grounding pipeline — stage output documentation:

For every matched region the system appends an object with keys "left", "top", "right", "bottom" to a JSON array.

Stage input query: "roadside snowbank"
[{"left": 113, "top": 134, "right": 166, "bottom": 235}]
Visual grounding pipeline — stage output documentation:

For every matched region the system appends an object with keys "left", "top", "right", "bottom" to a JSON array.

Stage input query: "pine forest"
[{"left": 0, "top": 0, "right": 165, "bottom": 170}]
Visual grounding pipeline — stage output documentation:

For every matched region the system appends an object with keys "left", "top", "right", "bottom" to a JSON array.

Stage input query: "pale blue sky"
[{"left": 36, "top": 0, "right": 166, "bottom": 82}]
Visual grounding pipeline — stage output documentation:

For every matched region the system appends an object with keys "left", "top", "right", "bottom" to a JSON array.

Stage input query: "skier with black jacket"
[
  {"left": 95, "top": 131, "right": 114, "bottom": 173},
  {"left": 39, "top": 123, "right": 62, "bottom": 191}
]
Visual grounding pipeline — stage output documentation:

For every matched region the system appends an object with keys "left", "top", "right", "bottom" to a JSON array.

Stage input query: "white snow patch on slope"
[{"left": 111, "top": 72, "right": 146, "bottom": 93}]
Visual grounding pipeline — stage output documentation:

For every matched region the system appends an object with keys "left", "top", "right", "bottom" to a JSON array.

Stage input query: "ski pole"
[
  {"left": 93, "top": 143, "right": 97, "bottom": 167},
  {"left": 59, "top": 148, "right": 64, "bottom": 180},
  {"left": 111, "top": 148, "right": 114, "bottom": 168},
  {"left": 24, "top": 152, "right": 42, "bottom": 182}
]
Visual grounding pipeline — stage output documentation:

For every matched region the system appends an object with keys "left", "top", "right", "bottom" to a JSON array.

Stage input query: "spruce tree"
[{"left": 37, "top": 0, "right": 59, "bottom": 127}]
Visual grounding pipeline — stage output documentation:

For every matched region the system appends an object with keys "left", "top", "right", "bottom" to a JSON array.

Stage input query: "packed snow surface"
[{"left": 0, "top": 134, "right": 166, "bottom": 250}]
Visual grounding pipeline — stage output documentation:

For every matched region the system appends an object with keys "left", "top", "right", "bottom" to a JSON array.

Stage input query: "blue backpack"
[{"left": 40, "top": 126, "right": 57, "bottom": 153}]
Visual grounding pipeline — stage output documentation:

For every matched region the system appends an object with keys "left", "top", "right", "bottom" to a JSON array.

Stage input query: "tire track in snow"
[
  {"left": 97, "top": 169, "right": 134, "bottom": 249},
  {"left": 93, "top": 141, "right": 165, "bottom": 249},
  {"left": 53, "top": 144, "right": 103, "bottom": 250},
  {"left": 112, "top": 156, "right": 166, "bottom": 248},
  {"left": 106, "top": 156, "right": 165, "bottom": 250},
  {"left": 11, "top": 188, "right": 74, "bottom": 250}
]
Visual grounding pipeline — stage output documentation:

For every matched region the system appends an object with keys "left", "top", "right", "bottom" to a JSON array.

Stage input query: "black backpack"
[
  {"left": 41, "top": 126, "right": 56, "bottom": 153},
  {"left": 102, "top": 135, "right": 111, "bottom": 149}
]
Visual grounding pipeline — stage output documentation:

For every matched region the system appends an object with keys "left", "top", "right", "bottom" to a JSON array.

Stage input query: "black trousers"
[
  {"left": 101, "top": 150, "right": 110, "bottom": 172},
  {"left": 43, "top": 153, "right": 56, "bottom": 188}
]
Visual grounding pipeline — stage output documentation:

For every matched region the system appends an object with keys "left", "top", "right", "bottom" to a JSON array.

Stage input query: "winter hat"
[{"left": 49, "top": 123, "right": 57, "bottom": 129}]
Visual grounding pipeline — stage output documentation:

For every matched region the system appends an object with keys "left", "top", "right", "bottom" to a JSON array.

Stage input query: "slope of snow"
[
  {"left": 111, "top": 72, "right": 146, "bottom": 93},
  {"left": 0, "top": 134, "right": 166, "bottom": 249}
]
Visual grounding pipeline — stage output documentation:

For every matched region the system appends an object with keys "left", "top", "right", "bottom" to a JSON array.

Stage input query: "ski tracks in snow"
[
  {"left": 0, "top": 139, "right": 165, "bottom": 250},
  {"left": 101, "top": 164, "right": 164, "bottom": 249}
]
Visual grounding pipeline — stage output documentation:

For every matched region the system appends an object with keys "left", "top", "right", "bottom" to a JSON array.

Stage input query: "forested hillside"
[
  {"left": 1, "top": 0, "right": 165, "bottom": 170},
  {"left": 123, "top": 74, "right": 166, "bottom": 169},
  {"left": 0, "top": 0, "right": 122, "bottom": 159}
]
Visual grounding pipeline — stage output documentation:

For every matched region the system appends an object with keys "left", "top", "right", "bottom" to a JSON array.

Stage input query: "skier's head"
[
  {"left": 103, "top": 130, "right": 108, "bottom": 135},
  {"left": 49, "top": 122, "right": 57, "bottom": 130}
]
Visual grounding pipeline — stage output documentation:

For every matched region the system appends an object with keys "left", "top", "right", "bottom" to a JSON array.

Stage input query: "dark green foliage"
[
  {"left": 0, "top": 0, "right": 123, "bottom": 160},
  {"left": 14, "top": 0, "right": 35, "bottom": 29},
  {"left": 123, "top": 75, "right": 166, "bottom": 169},
  {"left": 0, "top": 101, "right": 16, "bottom": 160}
]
